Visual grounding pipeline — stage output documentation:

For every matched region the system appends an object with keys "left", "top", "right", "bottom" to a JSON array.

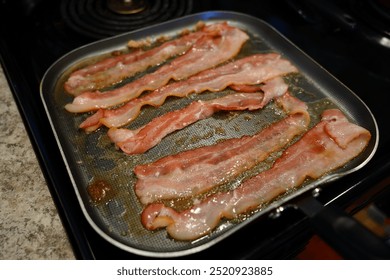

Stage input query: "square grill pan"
[{"left": 40, "top": 11, "right": 378, "bottom": 258}]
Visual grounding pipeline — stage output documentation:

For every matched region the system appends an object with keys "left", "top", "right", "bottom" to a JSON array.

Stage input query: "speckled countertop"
[{"left": 0, "top": 65, "right": 75, "bottom": 260}]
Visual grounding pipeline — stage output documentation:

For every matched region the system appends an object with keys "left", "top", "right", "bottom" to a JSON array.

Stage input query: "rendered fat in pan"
[{"left": 40, "top": 11, "right": 378, "bottom": 258}]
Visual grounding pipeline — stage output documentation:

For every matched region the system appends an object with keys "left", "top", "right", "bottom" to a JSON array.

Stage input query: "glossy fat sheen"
[
  {"left": 80, "top": 53, "right": 298, "bottom": 131},
  {"left": 64, "top": 25, "right": 206, "bottom": 96},
  {"left": 65, "top": 22, "right": 249, "bottom": 113},
  {"left": 108, "top": 77, "right": 288, "bottom": 155},
  {"left": 134, "top": 93, "right": 309, "bottom": 204},
  {"left": 141, "top": 108, "right": 371, "bottom": 241}
]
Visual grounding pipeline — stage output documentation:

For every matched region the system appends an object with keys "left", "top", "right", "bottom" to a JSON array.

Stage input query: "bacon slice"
[
  {"left": 65, "top": 22, "right": 249, "bottom": 113},
  {"left": 64, "top": 22, "right": 208, "bottom": 96},
  {"left": 141, "top": 108, "right": 371, "bottom": 241},
  {"left": 134, "top": 92, "right": 309, "bottom": 204},
  {"left": 80, "top": 54, "right": 298, "bottom": 132},
  {"left": 108, "top": 77, "right": 288, "bottom": 155}
]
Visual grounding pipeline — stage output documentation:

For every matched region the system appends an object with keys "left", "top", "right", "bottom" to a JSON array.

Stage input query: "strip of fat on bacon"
[
  {"left": 80, "top": 53, "right": 298, "bottom": 132},
  {"left": 107, "top": 76, "right": 288, "bottom": 155},
  {"left": 64, "top": 22, "right": 249, "bottom": 113},
  {"left": 134, "top": 92, "right": 310, "bottom": 204},
  {"left": 141, "top": 108, "right": 371, "bottom": 241},
  {"left": 64, "top": 22, "right": 208, "bottom": 96}
]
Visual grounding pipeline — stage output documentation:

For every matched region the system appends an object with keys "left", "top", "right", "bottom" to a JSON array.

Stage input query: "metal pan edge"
[{"left": 40, "top": 10, "right": 379, "bottom": 258}]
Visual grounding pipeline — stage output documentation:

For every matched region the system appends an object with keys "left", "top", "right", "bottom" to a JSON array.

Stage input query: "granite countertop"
[{"left": 0, "top": 65, "right": 75, "bottom": 260}]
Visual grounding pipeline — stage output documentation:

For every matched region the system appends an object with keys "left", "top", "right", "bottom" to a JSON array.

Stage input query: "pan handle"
[{"left": 298, "top": 196, "right": 390, "bottom": 259}]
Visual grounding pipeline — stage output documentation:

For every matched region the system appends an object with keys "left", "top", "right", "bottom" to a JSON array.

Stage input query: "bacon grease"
[
  {"left": 65, "top": 22, "right": 249, "bottom": 113},
  {"left": 140, "top": 108, "right": 371, "bottom": 241},
  {"left": 107, "top": 77, "right": 288, "bottom": 155},
  {"left": 80, "top": 53, "right": 298, "bottom": 132},
  {"left": 134, "top": 92, "right": 310, "bottom": 205},
  {"left": 64, "top": 23, "right": 211, "bottom": 96}
]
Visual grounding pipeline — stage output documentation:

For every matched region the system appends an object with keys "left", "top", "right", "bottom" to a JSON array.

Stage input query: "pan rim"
[{"left": 40, "top": 10, "right": 379, "bottom": 258}]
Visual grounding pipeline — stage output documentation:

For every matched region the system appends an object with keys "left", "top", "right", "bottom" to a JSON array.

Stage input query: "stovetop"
[{"left": 1, "top": 0, "right": 390, "bottom": 259}]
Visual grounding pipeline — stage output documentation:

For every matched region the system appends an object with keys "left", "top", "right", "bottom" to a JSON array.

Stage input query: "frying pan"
[{"left": 40, "top": 11, "right": 386, "bottom": 258}]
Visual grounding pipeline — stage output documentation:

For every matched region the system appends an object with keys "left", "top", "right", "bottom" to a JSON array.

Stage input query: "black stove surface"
[{"left": 1, "top": 0, "right": 390, "bottom": 259}]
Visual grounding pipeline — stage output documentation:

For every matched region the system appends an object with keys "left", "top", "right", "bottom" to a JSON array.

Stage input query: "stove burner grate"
[{"left": 61, "top": 0, "right": 193, "bottom": 39}]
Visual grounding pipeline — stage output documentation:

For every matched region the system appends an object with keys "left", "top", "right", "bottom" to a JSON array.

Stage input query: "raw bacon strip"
[
  {"left": 80, "top": 54, "right": 298, "bottom": 132},
  {"left": 134, "top": 92, "right": 309, "bottom": 204},
  {"left": 64, "top": 22, "right": 207, "bottom": 96},
  {"left": 229, "top": 84, "right": 264, "bottom": 93},
  {"left": 141, "top": 109, "right": 371, "bottom": 241},
  {"left": 108, "top": 77, "right": 288, "bottom": 155},
  {"left": 65, "top": 22, "right": 249, "bottom": 113}
]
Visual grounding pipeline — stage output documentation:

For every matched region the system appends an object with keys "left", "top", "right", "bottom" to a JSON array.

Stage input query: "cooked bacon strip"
[
  {"left": 65, "top": 22, "right": 249, "bottom": 113},
  {"left": 64, "top": 23, "right": 208, "bottom": 96},
  {"left": 108, "top": 77, "right": 288, "bottom": 155},
  {"left": 141, "top": 109, "right": 371, "bottom": 241},
  {"left": 80, "top": 54, "right": 298, "bottom": 132},
  {"left": 134, "top": 92, "right": 309, "bottom": 204}
]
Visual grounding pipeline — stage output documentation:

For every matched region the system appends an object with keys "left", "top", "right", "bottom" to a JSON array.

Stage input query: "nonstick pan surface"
[{"left": 40, "top": 11, "right": 378, "bottom": 257}]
